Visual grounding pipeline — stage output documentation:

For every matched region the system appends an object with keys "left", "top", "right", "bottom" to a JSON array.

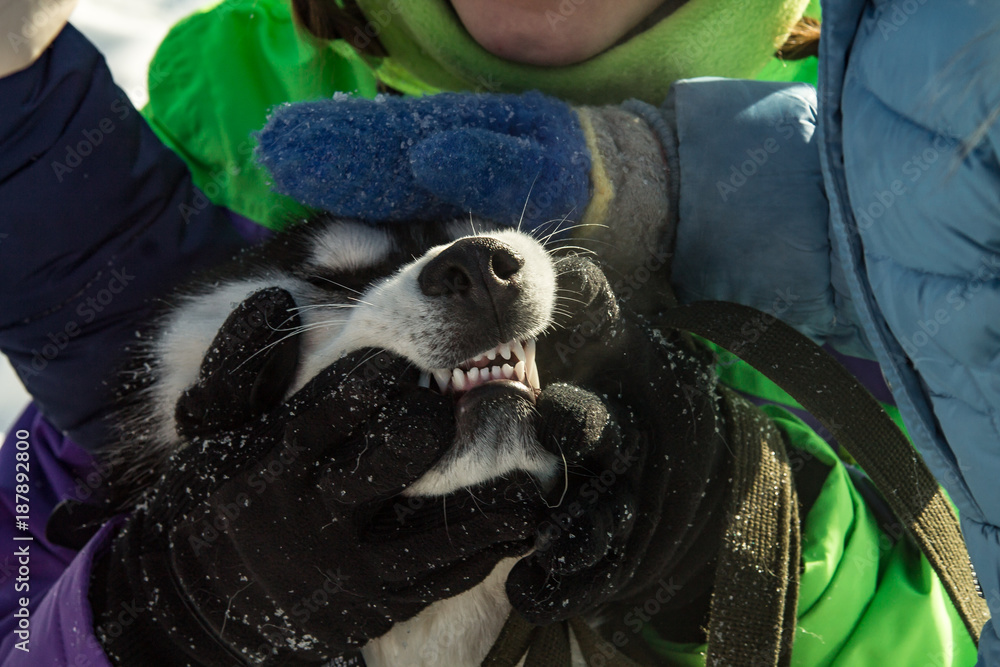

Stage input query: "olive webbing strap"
[
  {"left": 658, "top": 301, "right": 990, "bottom": 643},
  {"left": 481, "top": 612, "right": 538, "bottom": 666},
  {"left": 705, "top": 388, "right": 800, "bottom": 667}
]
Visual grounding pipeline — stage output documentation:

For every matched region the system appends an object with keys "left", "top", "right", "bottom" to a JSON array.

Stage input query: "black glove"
[
  {"left": 90, "top": 288, "right": 541, "bottom": 666},
  {"left": 506, "top": 256, "right": 731, "bottom": 639}
]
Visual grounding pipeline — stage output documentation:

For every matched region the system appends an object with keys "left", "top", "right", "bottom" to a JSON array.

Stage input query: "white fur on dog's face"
[{"left": 145, "top": 219, "right": 561, "bottom": 498}]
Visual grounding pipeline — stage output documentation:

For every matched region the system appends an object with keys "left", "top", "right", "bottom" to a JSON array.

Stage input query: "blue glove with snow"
[{"left": 255, "top": 91, "right": 674, "bottom": 254}]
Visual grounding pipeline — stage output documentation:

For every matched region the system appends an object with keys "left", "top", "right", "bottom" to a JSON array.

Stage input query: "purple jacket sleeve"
[
  {"left": 0, "top": 405, "right": 118, "bottom": 665},
  {"left": 0, "top": 23, "right": 245, "bottom": 452}
]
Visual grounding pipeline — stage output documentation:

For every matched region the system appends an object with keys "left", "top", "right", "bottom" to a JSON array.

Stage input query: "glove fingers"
[
  {"left": 175, "top": 287, "right": 300, "bottom": 438},
  {"left": 283, "top": 348, "right": 413, "bottom": 427},
  {"left": 533, "top": 494, "right": 634, "bottom": 576},
  {"left": 334, "top": 392, "right": 456, "bottom": 497},
  {"left": 306, "top": 383, "right": 454, "bottom": 503},
  {"left": 551, "top": 255, "right": 618, "bottom": 326},
  {"left": 534, "top": 383, "right": 615, "bottom": 460},
  {"left": 367, "top": 502, "right": 539, "bottom": 578},
  {"left": 390, "top": 540, "right": 534, "bottom": 607},
  {"left": 505, "top": 556, "right": 602, "bottom": 623}
]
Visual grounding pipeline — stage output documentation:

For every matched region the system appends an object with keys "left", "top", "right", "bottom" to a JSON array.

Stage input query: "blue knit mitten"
[{"left": 256, "top": 92, "right": 590, "bottom": 234}]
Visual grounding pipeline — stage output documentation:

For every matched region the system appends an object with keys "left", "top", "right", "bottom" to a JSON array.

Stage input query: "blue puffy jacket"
[{"left": 661, "top": 1, "right": 1000, "bottom": 662}]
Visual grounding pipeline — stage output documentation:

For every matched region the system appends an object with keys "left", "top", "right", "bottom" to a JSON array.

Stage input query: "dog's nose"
[{"left": 419, "top": 237, "right": 524, "bottom": 308}]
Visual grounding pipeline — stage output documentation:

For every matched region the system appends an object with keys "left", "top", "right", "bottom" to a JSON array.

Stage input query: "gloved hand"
[
  {"left": 255, "top": 92, "right": 673, "bottom": 269},
  {"left": 506, "top": 256, "right": 731, "bottom": 633},
  {"left": 90, "top": 288, "right": 541, "bottom": 665}
]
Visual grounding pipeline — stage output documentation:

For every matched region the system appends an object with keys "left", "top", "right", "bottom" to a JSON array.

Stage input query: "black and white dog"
[{"left": 107, "top": 216, "right": 718, "bottom": 666}]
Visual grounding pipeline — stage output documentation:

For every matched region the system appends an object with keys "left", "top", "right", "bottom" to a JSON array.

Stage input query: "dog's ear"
[{"left": 175, "top": 288, "right": 301, "bottom": 440}]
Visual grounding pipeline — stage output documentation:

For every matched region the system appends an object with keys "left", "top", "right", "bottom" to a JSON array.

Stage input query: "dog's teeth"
[
  {"left": 514, "top": 360, "right": 526, "bottom": 383},
  {"left": 511, "top": 340, "right": 526, "bottom": 363},
  {"left": 499, "top": 342, "right": 511, "bottom": 360},
  {"left": 433, "top": 369, "right": 451, "bottom": 392},
  {"left": 502, "top": 363, "right": 515, "bottom": 379},
  {"left": 525, "top": 339, "right": 536, "bottom": 370},
  {"left": 452, "top": 368, "right": 467, "bottom": 391},
  {"left": 527, "top": 360, "right": 540, "bottom": 391},
  {"left": 486, "top": 348, "right": 497, "bottom": 361},
  {"left": 418, "top": 372, "right": 430, "bottom": 388},
  {"left": 491, "top": 366, "right": 503, "bottom": 381},
  {"left": 468, "top": 367, "right": 481, "bottom": 383}
]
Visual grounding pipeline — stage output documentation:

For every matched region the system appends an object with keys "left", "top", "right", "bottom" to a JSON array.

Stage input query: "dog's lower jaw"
[
  {"left": 404, "top": 397, "right": 560, "bottom": 497},
  {"left": 362, "top": 400, "right": 563, "bottom": 667}
]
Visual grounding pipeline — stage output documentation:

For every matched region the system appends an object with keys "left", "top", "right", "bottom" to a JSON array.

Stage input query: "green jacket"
[{"left": 142, "top": 1, "right": 975, "bottom": 663}]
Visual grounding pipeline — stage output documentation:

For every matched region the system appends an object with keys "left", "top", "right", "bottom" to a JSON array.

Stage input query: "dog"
[{"left": 110, "top": 216, "right": 627, "bottom": 666}]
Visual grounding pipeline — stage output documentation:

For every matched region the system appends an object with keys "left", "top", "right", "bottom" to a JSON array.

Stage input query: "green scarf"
[{"left": 356, "top": 0, "right": 811, "bottom": 104}]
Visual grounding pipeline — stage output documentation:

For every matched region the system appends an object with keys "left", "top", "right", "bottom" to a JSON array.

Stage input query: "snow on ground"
[{"left": 0, "top": 0, "right": 211, "bottom": 439}]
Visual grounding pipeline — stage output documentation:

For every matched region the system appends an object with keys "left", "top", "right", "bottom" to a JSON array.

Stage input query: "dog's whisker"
[
  {"left": 543, "top": 444, "right": 570, "bottom": 509},
  {"left": 518, "top": 172, "right": 542, "bottom": 234},
  {"left": 228, "top": 320, "right": 351, "bottom": 373},
  {"left": 550, "top": 244, "right": 598, "bottom": 258},
  {"left": 345, "top": 349, "right": 389, "bottom": 383},
  {"left": 533, "top": 212, "right": 578, "bottom": 246},
  {"left": 288, "top": 302, "right": 359, "bottom": 313},
  {"left": 554, "top": 295, "right": 591, "bottom": 306}
]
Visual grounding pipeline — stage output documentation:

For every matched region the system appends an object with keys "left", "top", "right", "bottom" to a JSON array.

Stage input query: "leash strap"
[
  {"left": 705, "top": 388, "right": 800, "bottom": 667},
  {"left": 658, "top": 301, "right": 989, "bottom": 643},
  {"left": 481, "top": 612, "right": 537, "bottom": 666}
]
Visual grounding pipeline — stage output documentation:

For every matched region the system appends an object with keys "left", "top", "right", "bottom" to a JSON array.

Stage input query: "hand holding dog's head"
[
  {"left": 510, "top": 256, "right": 729, "bottom": 625},
  {"left": 98, "top": 287, "right": 544, "bottom": 663}
]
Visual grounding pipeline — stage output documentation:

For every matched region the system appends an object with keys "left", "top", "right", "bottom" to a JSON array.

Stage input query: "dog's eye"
[
  {"left": 299, "top": 267, "right": 393, "bottom": 294},
  {"left": 300, "top": 270, "right": 357, "bottom": 293}
]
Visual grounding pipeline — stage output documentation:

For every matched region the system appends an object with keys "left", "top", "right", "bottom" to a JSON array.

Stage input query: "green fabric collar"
[{"left": 357, "top": 0, "right": 810, "bottom": 105}]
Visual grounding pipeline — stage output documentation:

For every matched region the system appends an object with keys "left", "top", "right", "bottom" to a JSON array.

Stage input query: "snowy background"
[{"left": 0, "top": 0, "right": 211, "bottom": 438}]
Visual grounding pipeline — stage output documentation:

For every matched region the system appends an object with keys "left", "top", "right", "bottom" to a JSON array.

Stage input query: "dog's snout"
[{"left": 419, "top": 238, "right": 524, "bottom": 303}]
